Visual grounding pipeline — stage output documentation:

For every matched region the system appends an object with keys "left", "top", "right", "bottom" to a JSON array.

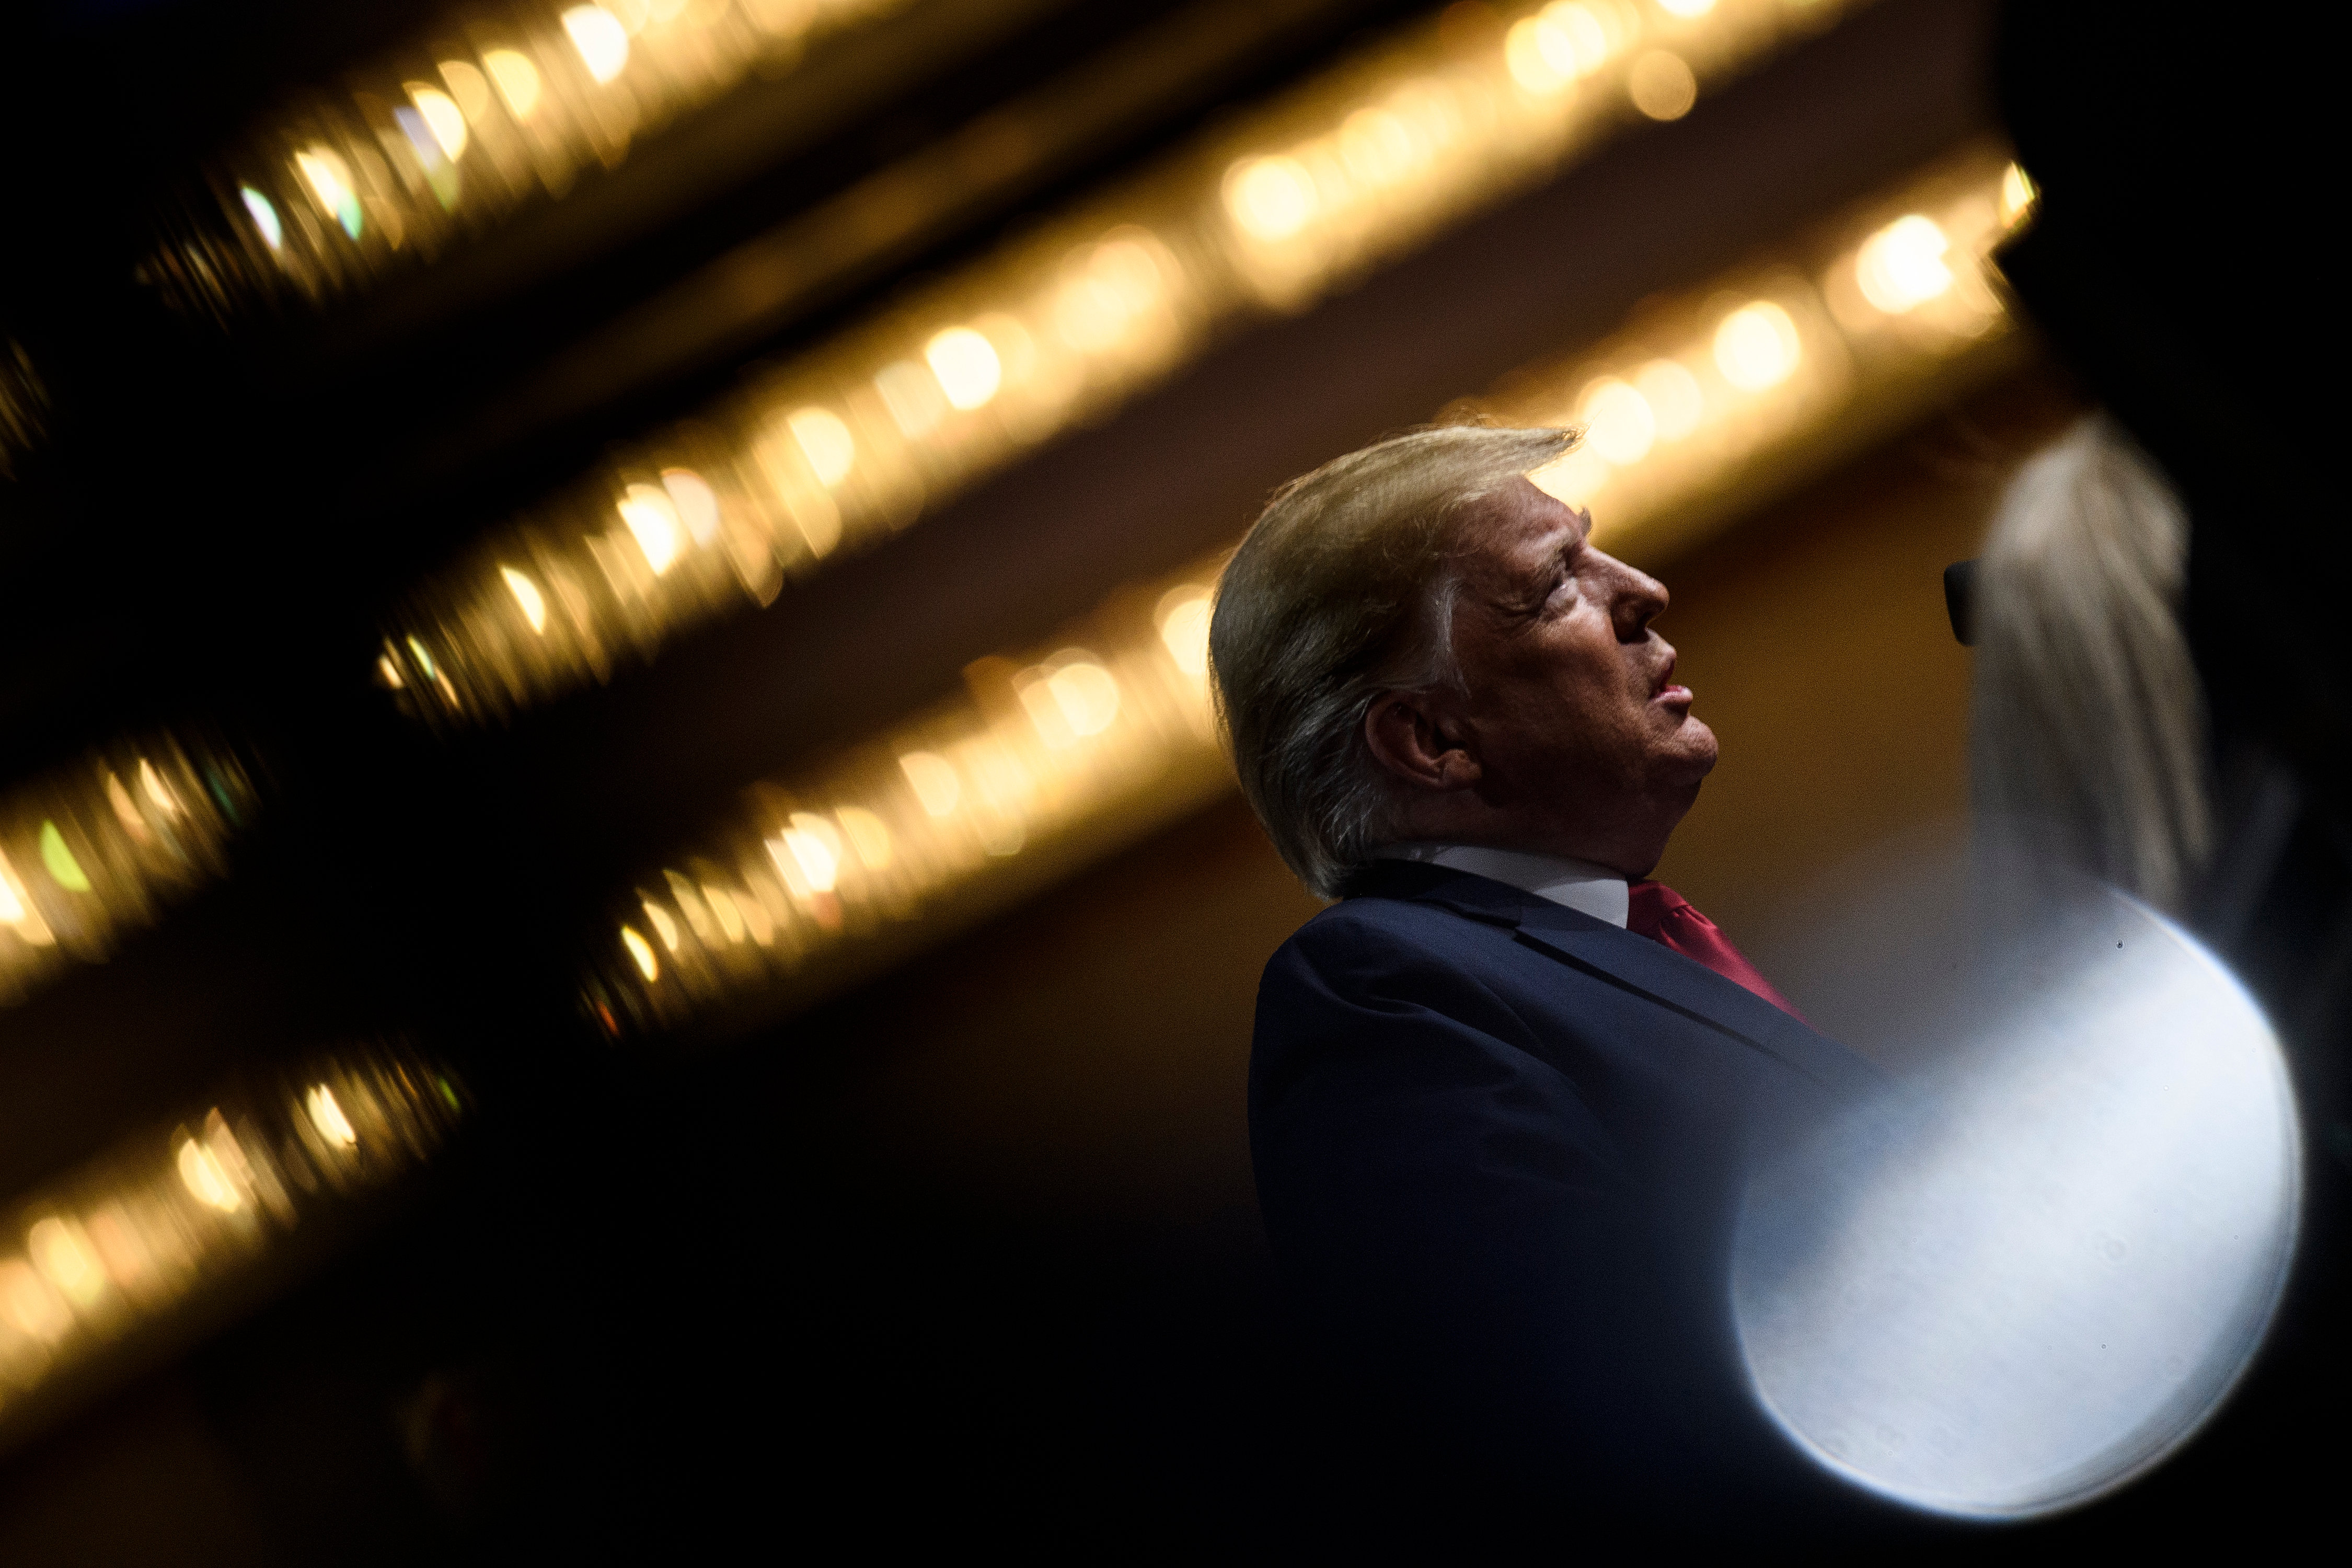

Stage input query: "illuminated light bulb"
[
  {"left": 28, "top": 1216, "right": 105, "bottom": 1308},
  {"left": 176, "top": 1134, "right": 243, "bottom": 1213},
  {"left": 562, "top": 6, "right": 631, "bottom": 84},
  {"left": 836, "top": 806, "right": 894, "bottom": 870},
  {"left": 405, "top": 637, "right": 440, "bottom": 678},
  {"left": 2000, "top": 162, "right": 2039, "bottom": 227},
  {"left": 0, "top": 1259, "right": 72, "bottom": 1343},
  {"left": 39, "top": 822, "right": 91, "bottom": 894},
  {"left": 925, "top": 327, "right": 1002, "bottom": 410},
  {"left": 240, "top": 187, "right": 282, "bottom": 249},
  {"left": 1156, "top": 587, "right": 1213, "bottom": 678},
  {"left": 606, "top": 0, "right": 652, "bottom": 32},
  {"left": 1532, "top": 447, "right": 1610, "bottom": 509},
  {"left": 295, "top": 146, "right": 363, "bottom": 239},
  {"left": 1224, "top": 156, "right": 1318, "bottom": 242},
  {"left": 787, "top": 407, "right": 856, "bottom": 488},
  {"left": 975, "top": 312, "right": 1037, "bottom": 386},
  {"left": 775, "top": 817, "right": 840, "bottom": 894},
  {"left": 407, "top": 85, "right": 469, "bottom": 160},
  {"left": 1048, "top": 658, "right": 1121, "bottom": 737},
  {"left": 661, "top": 468, "right": 722, "bottom": 546},
  {"left": 377, "top": 653, "right": 406, "bottom": 689},
  {"left": 1855, "top": 214, "right": 1954, "bottom": 314},
  {"left": 107, "top": 773, "right": 148, "bottom": 839},
  {"left": 1552, "top": 4, "right": 1616, "bottom": 72},
  {"left": 485, "top": 50, "right": 543, "bottom": 119},
  {"left": 875, "top": 360, "right": 947, "bottom": 437},
  {"left": 1579, "top": 377, "right": 1657, "bottom": 465},
  {"left": 1504, "top": 17, "right": 1572, "bottom": 94},
  {"left": 1339, "top": 108, "right": 1420, "bottom": 186},
  {"left": 900, "top": 751, "right": 962, "bottom": 816},
  {"left": 1713, "top": 301, "right": 1801, "bottom": 391},
  {"left": 1635, "top": 358, "right": 1705, "bottom": 440},
  {"left": 440, "top": 60, "right": 491, "bottom": 123},
  {"left": 619, "top": 483, "right": 684, "bottom": 573},
  {"left": 701, "top": 883, "right": 745, "bottom": 943},
  {"left": 139, "top": 759, "right": 181, "bottom": 817},
  {"left": 1628, "top": 51, "right": 1698, "bottom": 121},
  {"left": 501, "top": 567, "right": 548, "bottom": 632},
  {"left": 1656, "top": 0, "right": 1715, "bottom": 16},
  {"left": 621, "top": 924, "right": 660, "bottom": 980},
  {"left": 736, "top": 891, "right": 775, "bottom": 945},
  {"left": 305, "top": 1084, "right": 358, "bottom": 1147},
  {"left": 643, "top": 901, "right": 681, "bottom": 951}
]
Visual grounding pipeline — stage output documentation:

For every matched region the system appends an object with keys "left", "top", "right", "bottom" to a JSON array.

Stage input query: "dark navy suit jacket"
[{"left": 1250, "top": 860, "right": 1884, "bottom": 1526}]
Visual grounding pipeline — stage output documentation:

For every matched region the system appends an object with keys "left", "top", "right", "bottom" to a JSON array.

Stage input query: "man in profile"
[{"left": 1210, "top": 426, "right": 1878, "bottom": 1526}]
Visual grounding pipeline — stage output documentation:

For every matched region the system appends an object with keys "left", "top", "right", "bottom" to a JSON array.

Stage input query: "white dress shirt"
[{"left": 1374, "top": 843, "right": 1630, "bottom": 928}]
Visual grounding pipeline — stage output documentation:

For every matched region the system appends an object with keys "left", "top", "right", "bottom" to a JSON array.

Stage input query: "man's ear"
[{"left": 1363, "top": 691, "right": 1481, "bottom": 793}]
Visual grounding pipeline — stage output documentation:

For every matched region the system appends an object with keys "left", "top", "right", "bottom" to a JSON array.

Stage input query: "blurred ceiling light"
[
  {"left": 1627, "top": 50, "right": 1698, "bottom": 120},
  {"left": 305, "top": 1084, "right": 360, "bottom": 1147},
  {"left": 501, "top": 567, "right": 549, "bottom": 633},
  {"left": 1713, "top": 299, "right": 1801, "bottom": 390},
  {"left": 1999, "top": 161, "right": 2038, "bottom": 227},
  {"left": 1656, "top": 0, "right": 1717, "bottom": 15},
  {"left": 483, "top": 48, "right": 543, "bottom": 120},
  {"left": 774, "top": 820, "right": 840, "bottom": 893},
  {"left": 661, "top": 467, "right": 723, "bottom": 546},
  {"left": 439, "top": 59, "right": 492, "bottom": 122},
  {"left": 877, "top": 360, "right": 948, "bottom": 437},
  {"left": 925, "top": 327, "right": 1003, "bottom": 411},
  {"left": 838, "top": 806, "right": 894, "bottom": 870},
  {"left": 386, "top": 1, "right": 1867, "bottom": 730},
  {"left": 175, "top": 1132, "right": 243, "bottom": 1213},
  {"left": 1634, "top": 357, "right": 1705, "bottom": 439},
  {"left": 1856, "top": 214, "right": 1954, "bottom": 314},
  {"left": 900, "top": 752, "right": 962, "bottom": 817},
  {"left": 294, "top": 147, "right": 362, "bottom": 239},
  {"left": 39, "top": 822, "right": 92, "bottom": 894},
  {"left": 787, "top": 407, "right": 857, "bottom": 488},
  {"left": 0, "top": 1045, "right": 463, "bottom": 1449},
  {"left": 622, "top": 924, "right": 660, "bottom": 979},
  {"left": 1156, "top": 587, "right": 1213, "bottom": 678},
  {"left": 406, "top": 84, "right": 470, "bottom": 160},
  {"left": 3, "top": 732, "right": 252, "bottom": 1009},
  {"left": 643, "top": 901, "right": 681, "bottom": 951},
  {"left": 1579, "top": 376, "right": 1657, "bottom": 464},
  {"left": 1048, "top": 659, "right": 1122, "bottom": 737},
  {"left": 619, "top": 484, "right": 685, "bottom": 574},
  {"left": 27, "top": 1217, "right": 105, "bottom": 1309},
  {"left": 238, "top": 187, "right": 281, "bottom": 249},
  {"left": 1225, "top": 155, "right": 1320, "bottom": 242},
  {"left": 563, "top": 5, "right": 633, "bottom": 84}
]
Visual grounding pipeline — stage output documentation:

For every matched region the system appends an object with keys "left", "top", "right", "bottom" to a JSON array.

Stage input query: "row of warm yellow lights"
[
  {"left": 587, "top": 145, "right": 2025, "bottom": 1034},
  {"left": 587, "top": 572, "right": 1221, "bottom": 1031},
  {"left": 0, "top": 733, "right": 256, "bottom": 1010},
  {"left": 0, "top": 1047, "right": 463, "bottom": 1418},
  {"left": 202, "top": 0, "right": 905, "bottom": 308},
  {"left": 1507, "top": 149, "right": 2031, "bottom": 528},
  {"left": 385, "top": 0, "right": 1857, "bottom": 724}
]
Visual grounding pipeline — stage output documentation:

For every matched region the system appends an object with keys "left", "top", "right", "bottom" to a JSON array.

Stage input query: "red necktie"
[{"left": 1624, "top": 880, "right": 1808, "bottom": 1023}]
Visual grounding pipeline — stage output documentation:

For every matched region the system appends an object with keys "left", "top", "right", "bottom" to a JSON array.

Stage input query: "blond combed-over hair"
[
  {"left": 1209, "top": 425, "right": 1580, "bottom": 897},
  {"left": 1971, "top": 414, "right": 2213, "bottom": 912}
]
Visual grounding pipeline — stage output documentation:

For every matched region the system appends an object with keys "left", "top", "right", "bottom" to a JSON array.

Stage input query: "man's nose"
[{"left": 1609, "top": 560, "right": 1670, "bottom": 642}]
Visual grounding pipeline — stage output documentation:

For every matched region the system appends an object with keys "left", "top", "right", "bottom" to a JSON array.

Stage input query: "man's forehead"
[{"left": 1461, "top": 474, "right": 1587, "bottom": 564}]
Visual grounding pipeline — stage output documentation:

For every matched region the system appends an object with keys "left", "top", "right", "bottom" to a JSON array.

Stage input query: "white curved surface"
[{"left": 1733, "top": 883, "right": 2300, "bottom": 1518}]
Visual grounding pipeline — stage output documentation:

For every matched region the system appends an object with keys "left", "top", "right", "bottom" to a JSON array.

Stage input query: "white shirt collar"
[{"left": 1374, "top": 843, "right": 1630, "bottom": 928}]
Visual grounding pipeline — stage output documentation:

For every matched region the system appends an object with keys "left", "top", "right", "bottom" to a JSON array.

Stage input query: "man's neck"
[{"left": 1374, "top": 843, "right": 1631, "bottom": 928}]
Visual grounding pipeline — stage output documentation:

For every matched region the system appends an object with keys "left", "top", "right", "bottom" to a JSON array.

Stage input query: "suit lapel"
[{"left": 1354, "top": 862, "right": 1871, "bottom": 1092}]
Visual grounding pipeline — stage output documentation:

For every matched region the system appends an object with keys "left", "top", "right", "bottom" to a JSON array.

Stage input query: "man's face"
[{"left": 1443, "top": 476, "right": 1718, "bottom": 833}]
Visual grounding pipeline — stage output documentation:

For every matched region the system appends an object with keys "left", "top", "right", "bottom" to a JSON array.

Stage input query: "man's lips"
[{"left": 1650, "top": 654, "right": 1692, "bottom": 706}]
